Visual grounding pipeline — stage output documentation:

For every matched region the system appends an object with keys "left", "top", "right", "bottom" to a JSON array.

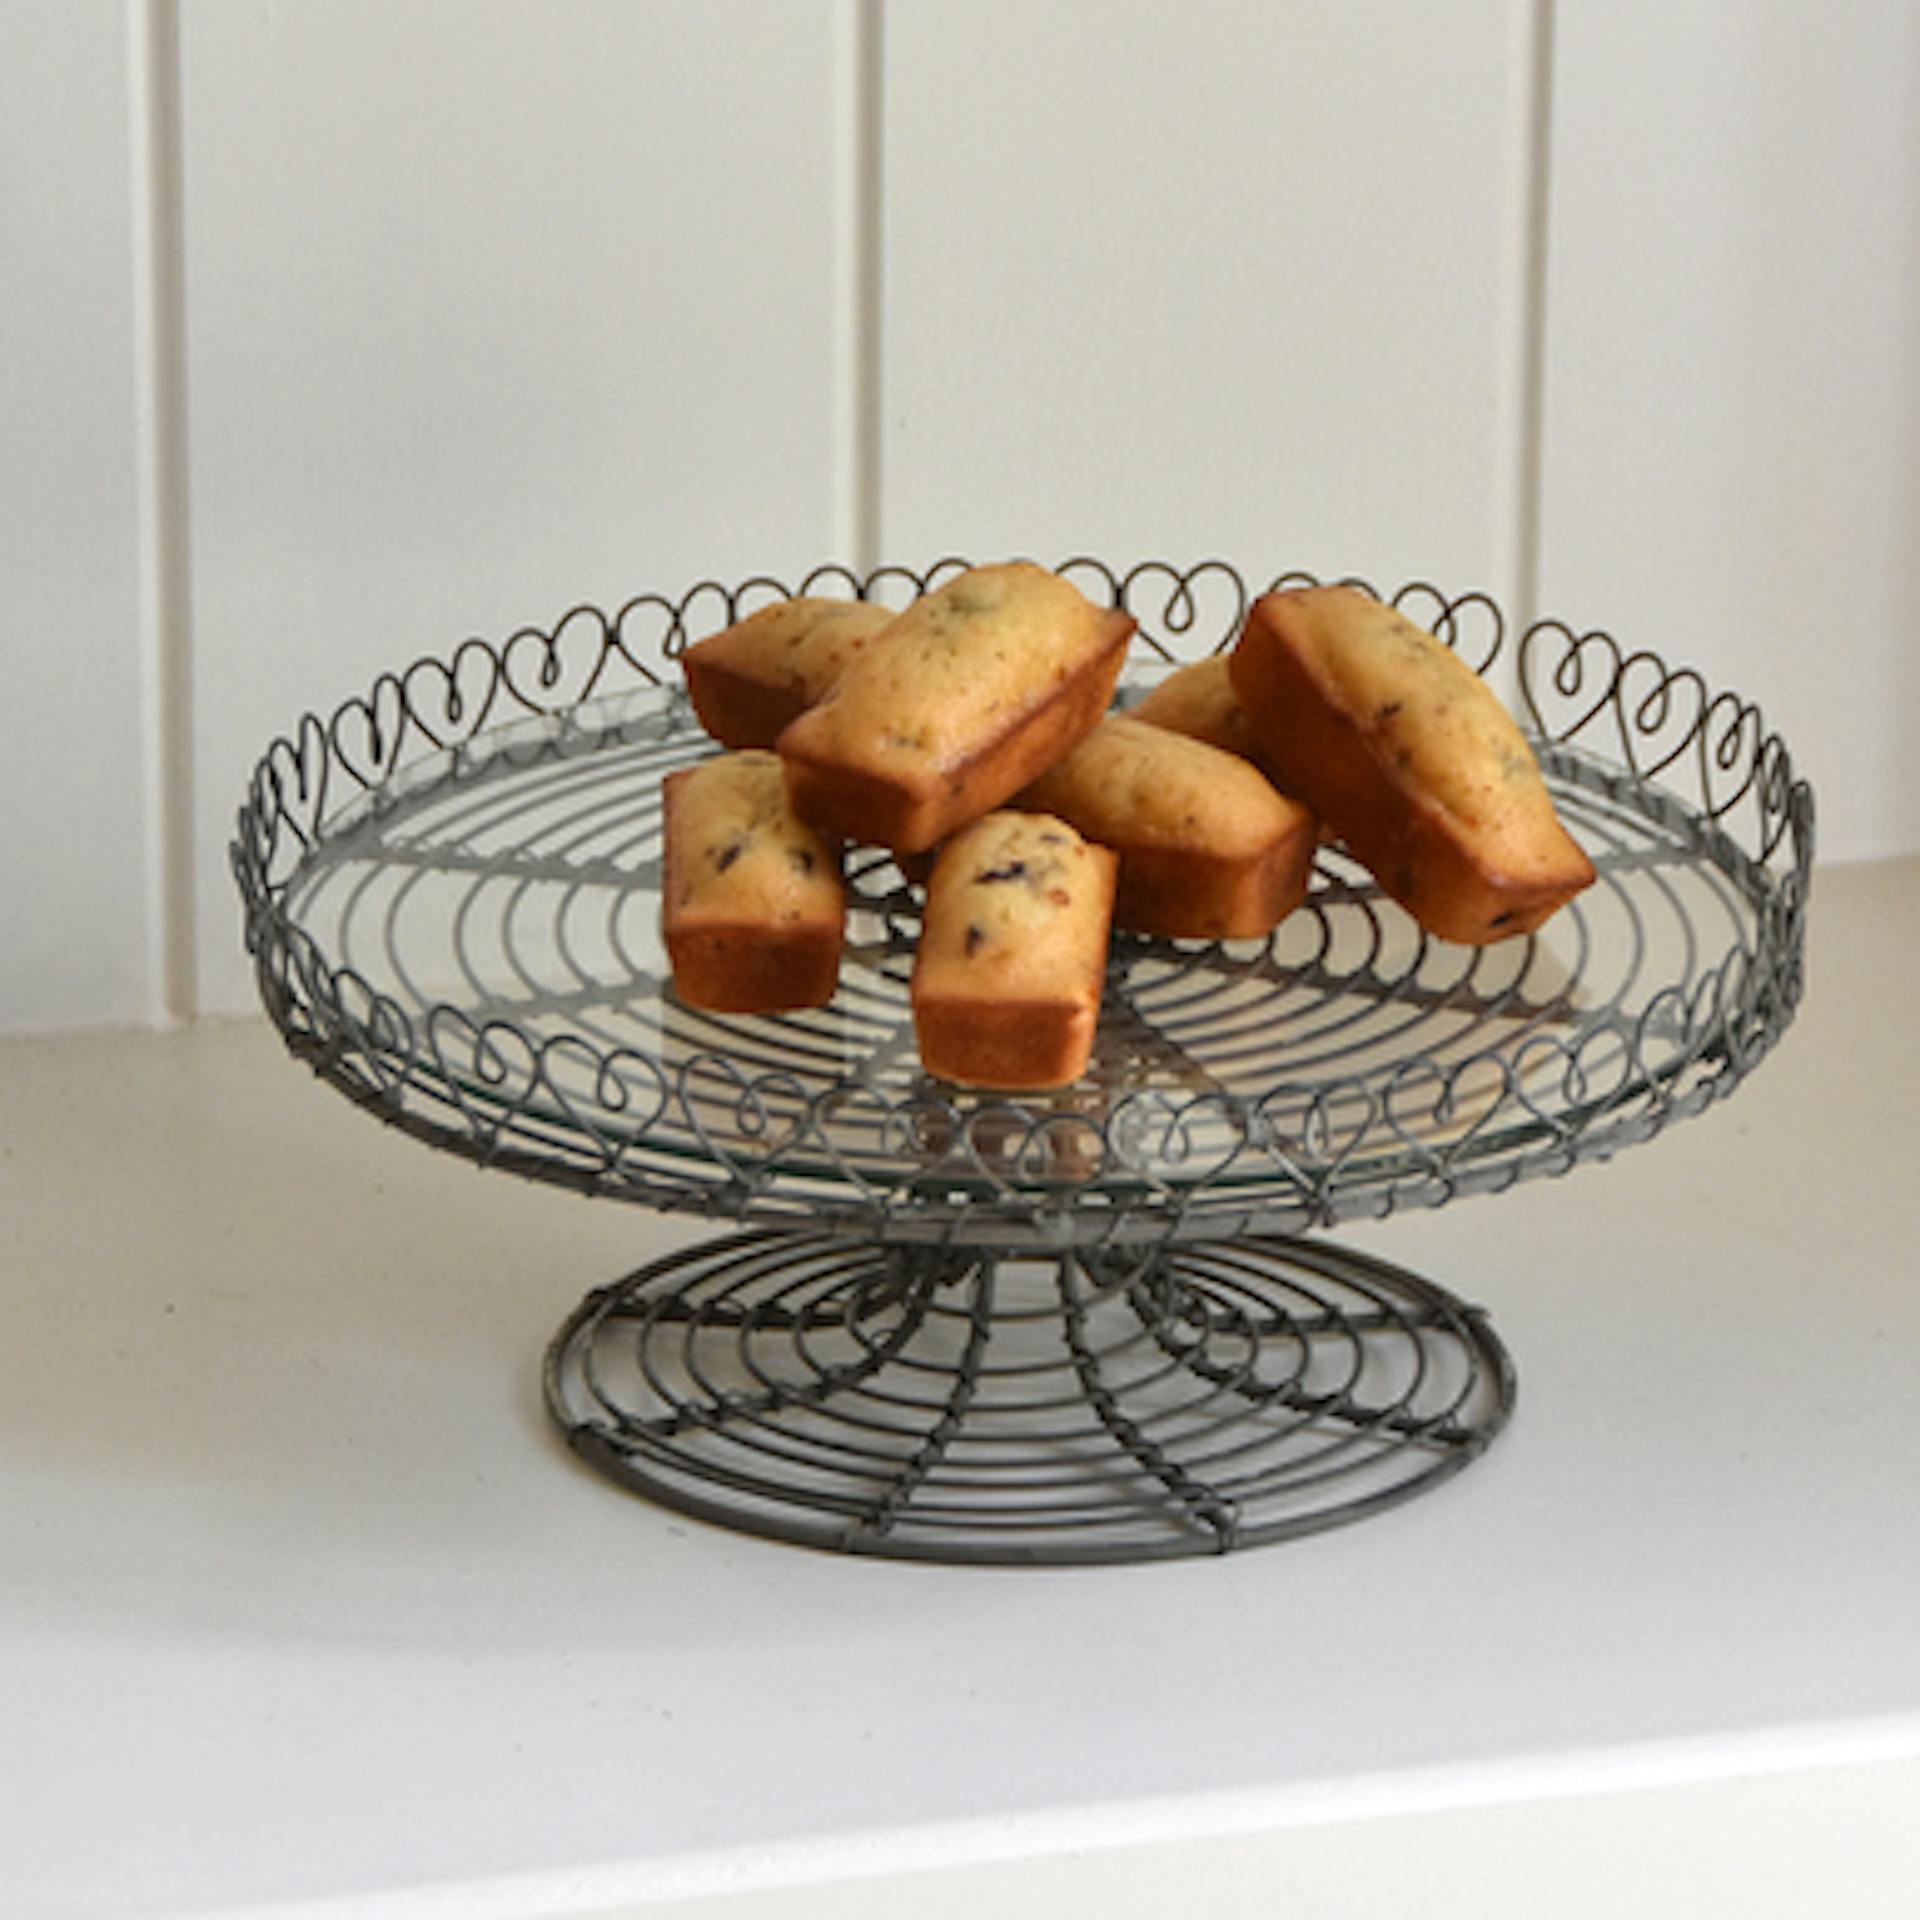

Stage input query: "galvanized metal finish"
[
  {"left": 232, "top": 558, "right": 1812, "bottom": 1558},
  {"left": 543, "top": 1229, "right": 1515, "bottom": 1563}
]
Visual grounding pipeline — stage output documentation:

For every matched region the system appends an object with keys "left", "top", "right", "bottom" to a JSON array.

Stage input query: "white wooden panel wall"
[
  {"left": 3, "top": 0, "right": 1916, "bottom": 1034},
  {"left": 878, "top": 0, "right": 1543, "bottom": 596},
  {"left": 179, "top": 0, "right": 852, "bottom": 1013},
  {"left": 1537, "top": 0, "right": 1920, "bottom": 864},
  {"left": 0, "top": 1, "right": 152, "bottom": 1030}
]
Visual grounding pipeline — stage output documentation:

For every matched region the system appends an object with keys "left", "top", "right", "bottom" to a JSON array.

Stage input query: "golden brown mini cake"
[
  {"left": 681, "top": 596, "right": 897, "bottom": 748},
  {"left": 1015, "top": 715, "right": 1316, "bottom": 940},
  {"left": 777, "top": 562, "right": 1134, "bottom": 854},
  {"left": 911, "top": 811, "right": 1117, "bottom": 1089},
  {"left": 661, "top": 750, "right": 844, "bottom": 1012},
  {"left": 1130, "top": 655, "right": 1285, "bottom": 779},
  {"left": 1229, "top": 586, "right": 1595, "bottom": 943}
]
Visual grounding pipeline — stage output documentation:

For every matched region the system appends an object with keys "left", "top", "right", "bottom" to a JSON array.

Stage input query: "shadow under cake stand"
[{"left": 232, "top": 560, "right": 1812, "bottom": 1565}]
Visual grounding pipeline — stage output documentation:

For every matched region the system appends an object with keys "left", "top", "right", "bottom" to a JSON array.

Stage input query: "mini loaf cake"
[
  {"left": 1015, "top": 715, "right": 1316, "bottom": 940},
  {"left": 661, "top": 749, "right": 844, "bottom": 1012},
  {"left": 777, "top": 562, "right": 1135, "bottom": 854},
  {"left": 1130, "top": 655, "right": 1286, "bottom": 780},
  {"left": 911, "top": 811, "right": 1117, "bottom": 1089},
  {"left": 681, "top": 596, "right": 897, "bottom": 748},
  {"left": 1229, "top": 586, "right": 1595, "bottom": 943}
]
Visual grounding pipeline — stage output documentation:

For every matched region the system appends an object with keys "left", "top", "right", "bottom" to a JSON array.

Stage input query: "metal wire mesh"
[
  {"left": 232, "top": 559, "right": 1812, "bottom": 1249},
  {"left": 544, "top": 1229, "right": 1515, "bottom": 1563},
  {"left": 231, "top": 558, "right": 1812, "bottom": 1559}
]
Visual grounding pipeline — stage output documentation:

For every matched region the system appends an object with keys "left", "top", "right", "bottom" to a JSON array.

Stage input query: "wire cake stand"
[{"left": 232, "top": 559, "right": 1813, "bottom": 1564}]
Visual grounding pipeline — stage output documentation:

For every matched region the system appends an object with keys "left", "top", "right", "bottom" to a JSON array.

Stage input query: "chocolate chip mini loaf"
[
  {"left": 911, "top": 811, "right": 1117, "bottom": 1089},
  {"left": 1016, "top": 715, "right": 1316, "bottom": 940},
  {"left": 777, "top": 562, "right": 1134, "bottom": 855},
  {"left": 661, "top": 749, "right": 844, "bottom": 1012},
  {"left": 681, "top": 596, "right": 897, "bottom": 749},
  {"left": 1229, "top": 586, "right": 1595, "bottom": 943}
]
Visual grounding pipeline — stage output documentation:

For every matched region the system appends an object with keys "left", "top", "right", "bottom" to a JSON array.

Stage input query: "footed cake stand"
[{"left": 232, "top": 559, "right": 1812, "bottom": 1564}]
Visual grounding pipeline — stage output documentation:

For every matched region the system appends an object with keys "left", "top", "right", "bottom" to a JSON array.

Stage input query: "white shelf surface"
[{"left": 3, "top": 856, "right": 1917, "bottom": 1918}]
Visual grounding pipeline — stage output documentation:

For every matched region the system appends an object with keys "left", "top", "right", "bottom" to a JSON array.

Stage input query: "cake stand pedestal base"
[{"left": 543, "top": 1228, "right": 1516, "bottom": 1565}]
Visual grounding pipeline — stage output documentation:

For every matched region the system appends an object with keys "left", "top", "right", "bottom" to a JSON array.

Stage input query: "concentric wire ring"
[{"left": 545, "top": 1229, "right": 1515, "bottom": 1563}]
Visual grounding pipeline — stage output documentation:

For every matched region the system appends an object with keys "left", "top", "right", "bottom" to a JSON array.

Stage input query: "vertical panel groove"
[
  {"left": 128, "top": 0, "right": 196, "bottom": 1023},
  {"left": 1511, "top": 0, "right": 1556, "bottom": 637},
  {"left": 839, "top": 0, "right": 884, "bottom": 575}
]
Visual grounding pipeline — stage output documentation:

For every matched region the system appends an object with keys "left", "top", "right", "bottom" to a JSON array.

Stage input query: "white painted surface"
[
  {"left": 1536, "top": 0, "right": 1920, "bottom": 863},
  {"left": 876, "top": 0, "right": 1542, "bottom": 596},
  {"left": 1, "top": 855, "right": 1915, "bottom": 1917},
  {"left": 623, "top": 1754, "right": 1920, "bottom": 1919},
  {"left": 0, "top": 0, "right": 152, "bottom": 1029},
  {"left": 178, "top": 0, "right": 850, "bottom": 1013}
]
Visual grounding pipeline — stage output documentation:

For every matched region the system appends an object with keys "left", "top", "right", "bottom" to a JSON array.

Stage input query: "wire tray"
[
  {"left": 233, "top": 558, "right": 1812, "bottom": 1250},
  {"left": 232, "top": 558, "right": 1811, "bottom": 1561}
]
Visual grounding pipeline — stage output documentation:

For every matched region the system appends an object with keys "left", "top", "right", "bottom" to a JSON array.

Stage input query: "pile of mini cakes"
[{"left": 661, "top": 562, "right": 1593, "bottom": 1090}]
